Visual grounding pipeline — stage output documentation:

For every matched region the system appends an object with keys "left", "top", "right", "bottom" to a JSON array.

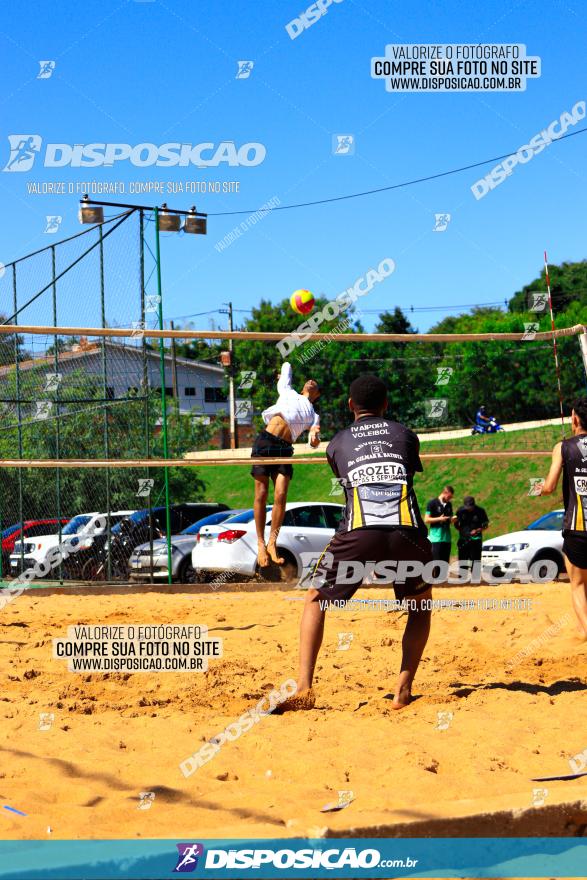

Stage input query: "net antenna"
[{"left": 543, "top": 251, "right": 566, "bottom": 438}]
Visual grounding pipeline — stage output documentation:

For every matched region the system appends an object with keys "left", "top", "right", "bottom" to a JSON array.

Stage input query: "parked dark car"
[
  {"left": 128, "top": 509, "right": 242, "bottom": 583},
  {"left": 82, "top": 503, "right": 229, "bottom": 581}
]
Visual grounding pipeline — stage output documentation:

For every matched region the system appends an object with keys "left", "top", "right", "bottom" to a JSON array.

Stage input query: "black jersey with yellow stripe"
[
  {"left": 326, "top": 415, "right": 426, "bottom": 532},
  {"left": 562, "top": 435, "right": 587, "bottom": 533}
]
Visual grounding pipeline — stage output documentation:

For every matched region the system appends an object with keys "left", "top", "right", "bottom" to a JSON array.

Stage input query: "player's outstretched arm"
[{"left": 277, "top": 361, "right": 293, "bottom": 393}]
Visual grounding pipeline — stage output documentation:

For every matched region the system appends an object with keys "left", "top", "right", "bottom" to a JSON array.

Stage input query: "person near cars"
[
  {"left": 251, "top": 362, "right": 321, "bottom": 568},
  {"left": 538, "top": 396, "right": 587, "bottom": 639},
  {"left": 425, "top": 485, "right": 454, "bottom": 563},
  {"left": 454, "top": 496, "right": 489, "bottom": 569},
  {"left": 278, "top": 373, "right": 433, "bottom": 713}
]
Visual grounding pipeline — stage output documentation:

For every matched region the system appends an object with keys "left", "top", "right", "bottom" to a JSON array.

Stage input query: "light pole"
[{"left": 79, "top": 196, "right": 207, "bottom": 584}]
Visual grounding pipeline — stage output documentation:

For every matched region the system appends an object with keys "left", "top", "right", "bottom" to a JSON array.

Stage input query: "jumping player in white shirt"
[{"left": 251, "top": 362, "right": 321, "bottom": 568}]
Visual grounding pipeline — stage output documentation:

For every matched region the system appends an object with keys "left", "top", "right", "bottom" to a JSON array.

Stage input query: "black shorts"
[
  {"left": 457, "top": 538, "right": 483, "bottom": 563},
  {"left": 251, "top": 430, "right": 294, "bottom": 480},
  {"left": 312, "top": 526, "right": 432, "bottom": 604},
  {"left": 562, "top": 531, "right": 587, "bottom": 568}
]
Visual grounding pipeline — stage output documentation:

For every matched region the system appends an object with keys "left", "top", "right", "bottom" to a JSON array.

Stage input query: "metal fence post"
[
  {"left": 51, "top": 246, "right": 63, "bottom": 584},
  {"left": 153, "top": 208, "right": 172, "bottom": 585}
]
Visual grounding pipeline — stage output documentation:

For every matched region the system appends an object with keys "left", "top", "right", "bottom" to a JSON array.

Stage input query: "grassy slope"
[{"left": 199, "top": 426, "right": 565, "bottom": 542}]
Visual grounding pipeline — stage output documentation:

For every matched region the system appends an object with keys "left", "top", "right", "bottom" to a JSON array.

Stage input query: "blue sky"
[{"left": 0, "top": 0, "right": 585, "bottom": 332}]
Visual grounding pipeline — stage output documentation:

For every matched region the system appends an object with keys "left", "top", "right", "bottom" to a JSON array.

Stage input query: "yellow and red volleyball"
[{"left": 290, "top": 289, "right": 315, "bottom": 315}]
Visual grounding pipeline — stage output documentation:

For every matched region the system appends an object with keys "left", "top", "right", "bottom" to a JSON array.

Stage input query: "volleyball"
[{"left": 290, "top": 289, "right": 315, "bottom": 315}]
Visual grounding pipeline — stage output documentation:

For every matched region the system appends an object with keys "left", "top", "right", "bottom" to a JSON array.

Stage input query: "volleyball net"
[{"left": 0, "top": 209, "right": 586, "bottom": 582}]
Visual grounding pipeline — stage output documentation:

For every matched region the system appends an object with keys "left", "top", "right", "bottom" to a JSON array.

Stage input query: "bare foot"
[
  {"left": 391, "top": 684, "right": 413, "bottom": 710},
  {"left": 274, "top": 687, "right": 316, "bottom": 714},
  {"left": 267, "top": 543, "right": 284, "bottom": 566},
  {"left": 257, "top": 542, "right": 270, "bottom": 568}
]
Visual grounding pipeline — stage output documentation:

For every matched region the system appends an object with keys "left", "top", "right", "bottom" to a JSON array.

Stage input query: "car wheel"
[
  {"left": 278, "top": 550, "right": 299, "bottom": 584},
  {"left": 178, "top": 558, "right": 201, "bottom": 584},
  {"left": 529, "top": 552, "right": 563, "bottom": 582},
  {"left": 81, "top": 558, "right": 105, "bottom": 581}
]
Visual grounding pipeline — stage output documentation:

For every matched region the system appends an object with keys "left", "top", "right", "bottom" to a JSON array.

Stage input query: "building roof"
[{"left": 0, "top": 338, "right": 224, "bottom": 377}]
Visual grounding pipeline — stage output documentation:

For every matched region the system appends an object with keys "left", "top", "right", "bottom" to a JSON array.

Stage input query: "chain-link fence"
[{"left": 0, "top": 210, "right": 219, "bottom": 585}]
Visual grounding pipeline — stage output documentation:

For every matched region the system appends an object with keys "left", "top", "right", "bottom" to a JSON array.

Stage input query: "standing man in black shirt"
[
  {"left": 538, "top": 397, "right": 587, "bottom": 639},
  {"left": 279, "top": 374, "right": 433, "bottom": 712},
  {"left": 454, "top": 496, "right": 489, "bottom": 569}
]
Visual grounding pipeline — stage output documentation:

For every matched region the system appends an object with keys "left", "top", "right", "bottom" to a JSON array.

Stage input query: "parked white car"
[
  {"left": 10, "top": 511, "right": 134, "bottom": 577},
  {"left": 482, "top": 509, "right": 565, "bottom": 581},
  {"left": 192, "top": 502, "right": 344, "bottom": 582},
  {"left": 128, "top": 510, "right": 242, "bottom": 583}
]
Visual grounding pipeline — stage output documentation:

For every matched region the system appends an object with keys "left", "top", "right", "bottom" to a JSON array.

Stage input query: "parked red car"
[{"left": 1, "top": 519, "right": 70, "bottom": 575}]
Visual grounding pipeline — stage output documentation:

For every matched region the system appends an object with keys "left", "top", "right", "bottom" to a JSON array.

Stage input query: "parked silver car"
[{"left": 128, "top": 510, "right": 242, "bottom": 583}]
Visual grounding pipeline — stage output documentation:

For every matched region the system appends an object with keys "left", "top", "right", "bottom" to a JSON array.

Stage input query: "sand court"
[{"left": 0, "top": 582, "right": 585, "bottom": 841}]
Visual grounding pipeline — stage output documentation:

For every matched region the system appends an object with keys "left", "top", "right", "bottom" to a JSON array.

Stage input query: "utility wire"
[{"left": 207, "top": 126, "right": 587, "bottom": 216}]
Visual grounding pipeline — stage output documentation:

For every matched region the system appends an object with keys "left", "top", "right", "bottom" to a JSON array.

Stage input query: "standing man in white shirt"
[{"left": 251, "top": 362, "right": 321, "bottom": 568}]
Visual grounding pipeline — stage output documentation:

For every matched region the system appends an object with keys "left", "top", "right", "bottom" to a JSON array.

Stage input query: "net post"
[
  {"left": 51, "top": 245, "right": 63, "bottom": 584},
  {"left": 98, "top": 226, "right": 112, "bottom": 581},
  {"left": 139, "top": 210, "right": 154, "bottom": 585},
  {"left": 12, "top": 264, "right": 25, "bottom": 577},
  {"left": 154, "top": 207, "right": 173, "bottom": 584}
]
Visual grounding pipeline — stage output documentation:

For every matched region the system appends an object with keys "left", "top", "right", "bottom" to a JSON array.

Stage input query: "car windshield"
[
  {"left": 526, "top": 511, "right": 564, "bottom": 531},
  {"left": 1, "top": 523, "right": 22, "bottom": 539},
  {"left": 181, "top": 512, "right": 233, "bottom": 534},
  {"left": 222, "top": 508, "right": 268, "bottom": 524},
  {"left": 111, "top": 509, "right": 164, "bottom": 535},
  {"left": 62, "top": 515, "right": 93, "bottom": 535}
]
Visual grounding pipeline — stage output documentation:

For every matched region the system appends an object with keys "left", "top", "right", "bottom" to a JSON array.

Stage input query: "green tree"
[{"left": 508, "top": 260, "right": 587, "bottom": 314}]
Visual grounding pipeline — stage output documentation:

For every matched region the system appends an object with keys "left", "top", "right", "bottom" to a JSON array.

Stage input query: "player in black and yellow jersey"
[
  {"left": 279, "top": 374, "right": 433, "bottom": 712},
  {"left": 539, "top": 397, "right": 587, "bottom": 639}
]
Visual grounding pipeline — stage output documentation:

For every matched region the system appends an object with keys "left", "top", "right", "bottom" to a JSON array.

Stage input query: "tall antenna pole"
[{"left": 544, "top": 251, "right": 565, "bottom": 438}]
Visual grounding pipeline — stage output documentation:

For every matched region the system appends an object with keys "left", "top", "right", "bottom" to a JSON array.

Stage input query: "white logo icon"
[
  {"left": 236, "top": 61, "right": 254, "bottom": 79},
  {"left": 145, "top": 294, "right": 161, "bottom": 312},
  {"left": 337, "top": 632, "right": 354, "bottom": 651},
  {"left": 569, "top": 748, "right": 587, "bottom": 774},
  {"left": 4, "top": 135, "right": 42, "bottom": 172},
  {"left": 137, "top": 478, "right": 155, "bottom": 498},
  {"left": 332, "top": 134, "right": 355, "bottom": 156},
  {"left": 329, "top": 477, "right": 344, "bottom": 497},
  {"left": 130, "top": 321, "right": 146, "bottom": 339},
  {"left": 35, "top": 400, "right": 53, "bottom": 420},
  {"left": 528, "top": 478, "right": 543, "bottom": 497},
  {"left": 433, "top": 213, "right": 451, "bottom": 232},
  {"left": 529, "top": 293, "right": 548, "bottom": 312},
  {"left": 522, "top": 322, "right": 539, "bottom": 341},
  {"left": 237, "top": 370, "right": 256, "bottom": 390},
  {"left": 531, "top": 787, "right": 548, "bottom": 807},
  {"left": 435, "top": 710, "right": 453, "bottom": 730},
  {"left": 425, "top": 399, "right": 448, "bottom": 419},
  {"left": 44, "top": 216, "right": 62, "bottom": 234},
  {"left": 37, "top": 61, "right": 56, "bottom": 79},
  {"left": 435, "top": 366, "right": 453, "bottom": 385},
  {"left": 235, "top": 399, "right": 253, "bottom": 422},
  {"left": 299, "top": 551, "right": 332, "bottom": 588},
  {"left": 44, "top": 373, "right": 62, "bottom": 392},
  {"left": 39, "top": 712, "right": 54, "bottom": 731},
  {"left": 137, "top": 791, "right": 156, "bottom": 810}
]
